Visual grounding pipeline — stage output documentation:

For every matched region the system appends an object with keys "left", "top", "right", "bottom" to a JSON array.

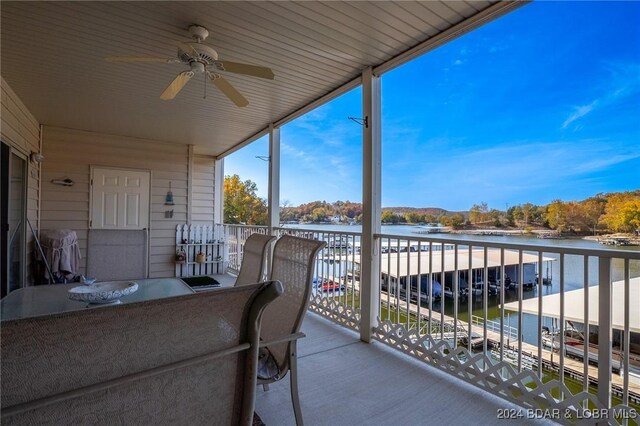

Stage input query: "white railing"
[
  {"left": 373, "top": 233, "right": 640, "bottom": 423},
  {"left": 223, "top": 224, "right": 640, "bottom": 421},
  {"left": 276, "top": 227, "right": 362, "bottom": 330},
  {"left": 472, "top": 314, "right": 519, "bottom": 342},
  {"left": 224, "top": 224, "right": 269, "bottom": 273}
]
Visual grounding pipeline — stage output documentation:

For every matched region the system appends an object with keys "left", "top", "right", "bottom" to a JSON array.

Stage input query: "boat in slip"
[
  {"left": 312, "top": 277, "right": 345, "bottom": 292},
  {"left": 541, "top": 326, "right": 628, "bottom": 373}
]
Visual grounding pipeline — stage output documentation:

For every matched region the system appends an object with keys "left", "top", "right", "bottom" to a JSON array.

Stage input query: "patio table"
[{"left": 1, "top": 278, "right": 195, "bottom": 321}]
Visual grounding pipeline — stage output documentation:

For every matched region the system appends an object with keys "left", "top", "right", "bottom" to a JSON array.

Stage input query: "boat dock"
[
  {"left": 598, "top": 236, "right": 639, "bottom": 246},
  {"left": 382, "top": 298, "right": 640, "bottom": 404}
]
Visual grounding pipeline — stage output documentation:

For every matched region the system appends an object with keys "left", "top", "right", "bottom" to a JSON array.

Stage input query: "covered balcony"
[{"left": 2, "top": 2, "right": 639, "bottom": 425}]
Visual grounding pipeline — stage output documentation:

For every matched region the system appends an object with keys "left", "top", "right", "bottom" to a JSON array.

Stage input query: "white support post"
[
  {"left": 360, "top": 67, "right": 381, "bottom": 343},
  {"left": 597, "top": 256, "right": 612, "bottom": 408},
  {"left": 268, "top": 124, "right": 280, "bottom": 236},
  {"left": 213, "top": 158, "right": 224, "bottom": 225}
]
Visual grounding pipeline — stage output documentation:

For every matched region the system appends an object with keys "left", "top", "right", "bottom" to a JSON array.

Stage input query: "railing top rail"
[
  {"left": 275, "top": 226, "right": 362, "bottom": 237},
  {"left": 224, "top": 224, "right": 640, "bottom": 258},
  {"left": 374, "top": 232, "right": 640, "bottom": 259},
  {"left": 224, "top": 224, "right": 269, "bottom": 230}
]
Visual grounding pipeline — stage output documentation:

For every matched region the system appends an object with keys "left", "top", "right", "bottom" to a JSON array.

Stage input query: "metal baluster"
[
  {"left": 417, "top": 239, "right": 422, "bottom": 334},
  {"left": 500, "top": 248, "right": 505, "bottom": 364},
  {"left": 559, "top": 253, "right": 565, "bottom": 401},
  {"left": 454, "top": 244, "right": 459, "bottom": 347},
  {"left": 468, "top": 246, "right": 473, "bottom": 353},
  {"left": 583, "top": 256, "right": 589, "bottom": 403},
  {"left": 405, "top": 239, "right": 411, "bottom": 330},
  {"left": 386, "top": 237, "right": 391, "bottom": 322},
  {"left": 537, "top": 251, "right": 543, "bottom": 379},
  {"left": 351, "top": 234, "right": 356, "bottom": 312},
  {"left": 483, "top": 247, "right": 488, "bottom": 357},
  {"left": 441, "top": 242, "right": 445, "bottom": 341},
  {"left": 428, "top": 242, "right": 433, "bottom": 339},
  {"left": 396, "top": 238, "right": 401, "bottom": 323},
  {"left": 623, "top": 258, "right": 630, "bottom": 407},
  {"left": 518, "top": 249, "right": 523, "bottom": 371}
]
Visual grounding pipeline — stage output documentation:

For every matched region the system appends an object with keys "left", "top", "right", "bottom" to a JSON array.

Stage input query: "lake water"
[{"left": 284, "top": 223, "right": 640, "bottom": 342}]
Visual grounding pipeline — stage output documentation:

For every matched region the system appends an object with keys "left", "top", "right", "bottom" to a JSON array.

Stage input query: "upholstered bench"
[{"left": 1, "top": 281, "right": 282, "bottom": 426}]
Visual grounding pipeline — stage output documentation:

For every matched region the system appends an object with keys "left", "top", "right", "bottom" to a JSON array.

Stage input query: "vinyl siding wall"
[
  {"left": 191, "top": 154, "right": 215, "bottom": 225},
  {"left": 41, "top": 126, "right": 216, "bottom": 278},
  {"left": 1, "top": 77, "right": 41, "bottom": 284}
]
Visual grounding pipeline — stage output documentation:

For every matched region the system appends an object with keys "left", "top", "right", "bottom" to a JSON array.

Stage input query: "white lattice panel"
[
  {"left": 372, "top": 319, "right": 638, "bottom": 425},
  {"left": 309, "top": 297, "right": 360, "bottom": 331}
]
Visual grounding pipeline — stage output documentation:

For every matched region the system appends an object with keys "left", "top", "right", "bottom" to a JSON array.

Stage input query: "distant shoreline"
[{"left": 286, "top": 222, "right": 640, "bottom": 245}]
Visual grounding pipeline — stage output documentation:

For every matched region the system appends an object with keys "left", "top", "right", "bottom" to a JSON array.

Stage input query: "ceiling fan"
[{"left": 105, "top": 24, "right": 274, "bottom": 107}]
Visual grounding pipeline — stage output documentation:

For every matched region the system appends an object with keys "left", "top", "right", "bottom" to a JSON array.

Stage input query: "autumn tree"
[
  {"left": 545, "top": 200, "right": 568, "bottom": 232},
  {"left": 311, "top": 207, "right": 328, "bottom": 222},
  {"left": 404, "top": 212, "right": 422, "bottom": 223},
  {"left": 601, "top": 193, "right": 640, "bottom": 234},
  {"left": 505, "top": 206, "right": 517, "bottom": 227},
  {"left": 469, "top": 202, "right": 489, "bottom": 223},
  {"left": 521, "top": 203, "right": 536, "bottom": 225},
  {"left": 423, "top": 213, "right": 436, "bottom": 224},
  {"left": 381, "top": 210, "right": 403, "bottom": 224},
  {"left": 564, "top": 201, "right": 584, "bottom": 232},
  {"left": 511, "top": 205, "right": 524, "bottom": 222},
  {"left": 223, "top": 175, "right": 268, "bottom": 225},
  {"left": 441, "top": 213, "right": 465, "bottom": 229},
  {"left": 489, "top": 209, "right": 503, "bottom": 227},
  {"left": 581, "top": 196, "right": 606, "bottom": 235}
]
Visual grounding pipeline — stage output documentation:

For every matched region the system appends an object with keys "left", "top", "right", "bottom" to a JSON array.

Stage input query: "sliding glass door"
[{"left": 1, "top": 142, "right": 27, "bottom": 298}]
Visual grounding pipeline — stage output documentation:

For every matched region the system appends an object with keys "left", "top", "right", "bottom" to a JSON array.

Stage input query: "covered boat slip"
[
  {"left": 503, "top": 277, "right": 640, "bottom": 392},
  {"left": 503, "top": 277, "right": 640, "bottom": 334},
  {"left": 356, "top": 248, "right": 555, "bottom": 280}
]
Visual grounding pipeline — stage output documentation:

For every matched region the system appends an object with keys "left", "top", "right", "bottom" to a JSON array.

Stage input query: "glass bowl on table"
[{"left": 68, "top": 281, "right": 139, "bottom": 304}]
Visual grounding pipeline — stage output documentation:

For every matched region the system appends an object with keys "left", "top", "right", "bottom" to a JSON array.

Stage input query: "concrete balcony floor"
[{"left": 255, "top": 312, "right": 554, "bottom": 425}]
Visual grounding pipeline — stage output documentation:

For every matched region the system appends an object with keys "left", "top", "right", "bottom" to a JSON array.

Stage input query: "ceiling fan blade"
[
  {"left": 210, "top": 74, "right": 249, "bottom": 107},
  {"left": 105, "top": 56, "right": 171, "bottom": 63},
  {"left": 160, "top": 71, "right": 193, "bottom": 100},
  {"left": 175, "top": 41, "right": 200, "bottom": 60},
  {"left": 214, "top": 61, "right": 274, "bottom": 80}
]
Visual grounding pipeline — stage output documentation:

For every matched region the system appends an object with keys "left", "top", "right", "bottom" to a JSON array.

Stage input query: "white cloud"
[
  {"left": 562, "top": 101, "right": 597, "bottom": 129},
  {"left": 382, "top": 139, "right": 640, "bottom": 210},
  {"left": 572, "top": 153, "right": 640, "bottom": 173},
  {"left": 281, "top": 142, "right": 308, "bottom": 159},
  {"left": 561, "top": 61, "right": 640, "bottom": 130}
]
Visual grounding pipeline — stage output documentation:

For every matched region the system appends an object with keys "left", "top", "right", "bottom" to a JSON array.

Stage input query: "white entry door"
[{"left": 90, "top": 167, "right": 150, "bottom": 229}]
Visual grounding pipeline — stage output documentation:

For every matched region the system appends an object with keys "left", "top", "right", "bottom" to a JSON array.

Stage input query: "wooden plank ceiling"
[{"left": 1, "top": 1, "right": 505, "bottom": 156}]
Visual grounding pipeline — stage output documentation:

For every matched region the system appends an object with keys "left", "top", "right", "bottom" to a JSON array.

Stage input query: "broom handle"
[{"left": 27, "top": 218, "right": 56, "bottom": 284}]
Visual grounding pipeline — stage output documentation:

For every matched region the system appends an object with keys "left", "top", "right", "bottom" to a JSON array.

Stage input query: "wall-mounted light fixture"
[
  {"left": 51, "top": 178, "right": 74, "bottom": 186},
  {"left": 30, "top": 152, "right": 45, "bottom": 163}
]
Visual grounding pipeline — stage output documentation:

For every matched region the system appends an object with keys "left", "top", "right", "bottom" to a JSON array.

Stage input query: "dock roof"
[
  {"left": 503, "top": 277, "right": 640, "bottom": 333},
  {"left": 354, "top": 249, "right": 554, "bottom": 278}
]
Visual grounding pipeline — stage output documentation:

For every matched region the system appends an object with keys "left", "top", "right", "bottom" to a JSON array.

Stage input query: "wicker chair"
[
  {"left": 234, "top": 233, "right": 276, "bottom": 286},
  {"left": 258, "top": 235, "right": 326, "bottom": 426}
]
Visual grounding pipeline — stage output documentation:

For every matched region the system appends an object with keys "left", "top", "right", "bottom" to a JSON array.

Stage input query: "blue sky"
[{"left": 225, "top": 1, "right": 640, "bottom": 211}]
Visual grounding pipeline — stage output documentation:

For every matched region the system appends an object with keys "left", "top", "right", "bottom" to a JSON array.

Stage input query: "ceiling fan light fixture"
[{"left": 191, "top": 61, "right": 205, "bottom": 73}]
